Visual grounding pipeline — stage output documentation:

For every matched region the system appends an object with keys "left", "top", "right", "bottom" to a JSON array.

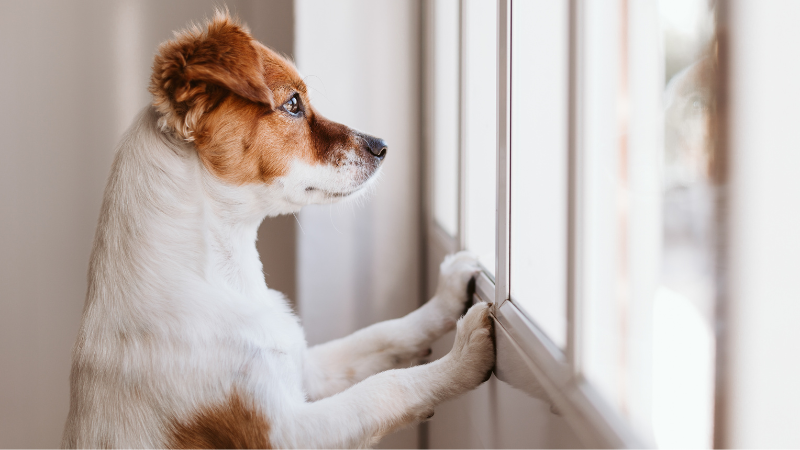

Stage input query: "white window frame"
[{"left": 424, "top": 0, "right": 668, "bottom": 446}]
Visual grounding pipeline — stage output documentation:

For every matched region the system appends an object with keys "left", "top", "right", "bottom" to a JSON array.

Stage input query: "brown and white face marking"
[{"left": 150, "top": 11, "right": 386, "bottom": 211}]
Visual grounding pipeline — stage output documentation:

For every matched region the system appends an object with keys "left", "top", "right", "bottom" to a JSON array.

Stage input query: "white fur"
[{"left": 62, "top": 106, "right": 494, "bottom": 448}]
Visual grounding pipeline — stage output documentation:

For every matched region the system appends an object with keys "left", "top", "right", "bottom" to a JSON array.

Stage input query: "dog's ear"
[{"left": 150, "top": 10, "right": 275, "bottom": 140}]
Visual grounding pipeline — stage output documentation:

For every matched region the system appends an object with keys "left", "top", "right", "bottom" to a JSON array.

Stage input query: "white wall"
[
  {"left": 722, "top": 1, "right": 800, "bottom": 447},
  {"left": 0, "top": 1, "right": 293, "bottom": 446},
  {"left": 294, "top": 1, "right": 424, "bottom": 447}
]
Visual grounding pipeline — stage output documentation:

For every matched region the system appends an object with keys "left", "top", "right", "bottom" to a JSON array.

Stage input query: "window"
[
  {"left": 431, "top": 0, "right": 460, "bottom": 237},
  {"left": 462, "top": 0, "right": 497, "bottom": 275},
  {"left": 427, "top": 0, "right": 720, "bottom": 447},
  {"left": 509, "top": 0, "right": 570, "bottom": 349}
]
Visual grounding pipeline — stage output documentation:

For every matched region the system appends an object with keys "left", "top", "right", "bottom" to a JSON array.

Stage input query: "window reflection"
[{"left": 654, "top": 0, "right": 718, "bottom": 447}]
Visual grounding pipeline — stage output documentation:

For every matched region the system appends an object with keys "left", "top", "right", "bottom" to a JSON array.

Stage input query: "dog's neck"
[{"left": 90, "top": 107, "right": 274, "bottom": 307}]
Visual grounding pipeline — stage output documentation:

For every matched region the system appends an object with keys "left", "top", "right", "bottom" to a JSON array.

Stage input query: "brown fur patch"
[
  {"left": 168, "top": 391, "right": 271, "bottom": 449},
  {"left": 150, "top": 11, "right": 274, "bottom": 141}
]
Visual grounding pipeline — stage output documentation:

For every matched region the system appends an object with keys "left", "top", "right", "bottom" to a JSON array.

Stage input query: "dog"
[{"left": 62, "top": 11, "right": 494, "bottom": 449}]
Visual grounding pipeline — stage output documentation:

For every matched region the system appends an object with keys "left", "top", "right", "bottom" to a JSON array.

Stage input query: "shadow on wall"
[{"left": 0, "top": 1, "right": 293, "bottom": 447}]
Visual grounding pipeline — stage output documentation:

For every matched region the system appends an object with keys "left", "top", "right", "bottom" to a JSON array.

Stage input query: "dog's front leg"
[
  {"left": 303, "top": 252, "right": 481, "bottom": 400},
  {"left": 276, "top": 302, "right": 494, "bottom": 449}
]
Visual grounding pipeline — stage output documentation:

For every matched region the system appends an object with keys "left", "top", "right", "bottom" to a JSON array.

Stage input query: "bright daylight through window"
[
  {"left": 462, "top": 0, "right": 497, "bottom": 275},
  {"left": 655, "top": 0, "right": 717, "bottom": 447},
  {"left": 430, "top": 0, "right": 720, "bottom": 447}
]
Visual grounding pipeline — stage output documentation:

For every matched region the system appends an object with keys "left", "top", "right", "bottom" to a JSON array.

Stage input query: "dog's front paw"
[
  {"left": 433, "top": 251, "right": 481, "bottom": 320},
  {"left": 447, "top": 302, "right": 495, "bottom": 389}
]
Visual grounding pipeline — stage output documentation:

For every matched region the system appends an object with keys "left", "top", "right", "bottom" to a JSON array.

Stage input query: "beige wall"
[
  {"left": 0, "top": 1, "right": 293, "bottom": 447},
  {"left": 294, "top": 1, "right": 424, "bottom": 447},
  {"left": 721, "top": 1, "right": 800, "bottom": 447}
]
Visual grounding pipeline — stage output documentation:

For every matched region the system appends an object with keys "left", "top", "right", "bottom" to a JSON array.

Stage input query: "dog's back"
[{"left": 62, "top": 107, "right": 305, "bottom": 448}]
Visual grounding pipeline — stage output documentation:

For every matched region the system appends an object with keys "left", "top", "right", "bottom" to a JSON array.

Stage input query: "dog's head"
[{"left": 149, "top": 11, "right": 386, "bottom": 213}]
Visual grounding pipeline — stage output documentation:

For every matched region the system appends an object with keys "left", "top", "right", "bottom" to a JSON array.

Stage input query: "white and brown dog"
[{"left": 62, "top": 11, "right": 494, "bottom": 449}]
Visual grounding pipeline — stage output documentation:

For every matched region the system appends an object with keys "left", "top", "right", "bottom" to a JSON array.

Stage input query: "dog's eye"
[{"left": 282, "top": 94, "right": 302, "bottom": 116}]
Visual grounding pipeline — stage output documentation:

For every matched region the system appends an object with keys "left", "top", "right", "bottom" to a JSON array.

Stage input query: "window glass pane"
[
  {"left": 577, "top": 0, "right": 718, "bottom": 446},
  {"left": 433, "top": 0, "right": 460, "bottom": 237},
  {"left": 655, "top": 0, "right": 717, "bottom": 447},
  {"left": 509, "top": 0, "right": 569, "bottom": 349},
  {"left": 463, "top": 0, "right": 497, "bottom": 274},
  {"left": 579, "top": 0, "right": 625, "bottom": 414}
]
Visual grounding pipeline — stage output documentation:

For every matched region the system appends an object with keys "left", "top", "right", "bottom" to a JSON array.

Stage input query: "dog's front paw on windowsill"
[{"left": 434, "top": 251, "right": 482, "bottom": 317}]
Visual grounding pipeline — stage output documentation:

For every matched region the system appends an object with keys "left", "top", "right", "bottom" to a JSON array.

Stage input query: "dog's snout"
[{"left": 364, "top": 135, "right": 388, "bottom": 161}]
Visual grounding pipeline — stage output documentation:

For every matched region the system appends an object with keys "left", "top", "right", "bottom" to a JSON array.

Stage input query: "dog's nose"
[{"left": 365, "top": 135, "right": 388, "bottom": 160}]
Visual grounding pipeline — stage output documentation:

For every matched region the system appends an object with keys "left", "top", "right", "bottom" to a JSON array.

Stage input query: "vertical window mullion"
[
  {"left": 567, "top": 0, "right": 583, "bottom": 377},
  {"left": 496, "top": 0, "right": 511, "bottom": 307},
  {"left": 458, "top": 0, "right": 467, "bottom": 250}
]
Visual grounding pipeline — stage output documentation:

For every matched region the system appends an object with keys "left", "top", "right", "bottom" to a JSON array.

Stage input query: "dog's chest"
[{"left": 230, "top": 295, "right": 306, "bottom": 364}]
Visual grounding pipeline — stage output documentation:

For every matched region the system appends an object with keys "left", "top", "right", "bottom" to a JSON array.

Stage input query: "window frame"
[{"left": 424, "top": 0, "right": 668, "bottom": 447}]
